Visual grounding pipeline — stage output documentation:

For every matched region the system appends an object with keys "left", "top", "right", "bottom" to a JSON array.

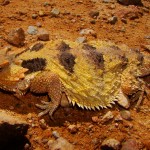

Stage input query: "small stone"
[
  {"left": 36, "top": 22, "right": 42, "bottom": 27},
  {"left": 68, "top": 125, "right": 78, "bottom": 134},
  {"left": 117, "top": 90, "right": 130, "bottom": 109},
  {"left": 89, "top": 11, "right": 99, "bottom": 18},
  {"left": 117, "top": 0, "right": 143, "bottom": 6},
  {"left": 52, "top": 131, "right": 60, "bottom": 139},
  {"left": 32, "top": 14, "right": 38, "bottom": 19},
  {"left": 37, "top": 28, "right": 49, "bottom": 41},
  {"left": 144, "top": 35, "right": 150, "bottom": 39},
  {"left": 1, "top": 0, "right": 9, "bottom": 6},
  {"left": 108, "top": 16, "right": 118, "bottom": 24},
  {"left": 7, "top": 28, "right": 25, "bottom": 47},
  {"left": 121, "top": 139, "right": 139, "bottom": 150},
  {"left": 24, "top": 143, "right": 30, "bottom": 149},
  {"left": 90, "top": 20, "right": 96, "bottom": 24},
  {"left": 92, "top": 116, "right": 100, "bottom": 123},
  {"left": 115, "top": 114, "right": 123, "bottom": 122},
  {"left": 43, "top": 2, "right": 50, "bottom": 7},
  {"left": 76, "top": 37, "right": 87, "bottom": 43},
  {"left": 121, "top": 18, "right": 127, "bottom": 24},
  {"left": 103, "top": 0, "right": 112, "bottom": 3},
  {"left": 39, "top": 119, "right": 47, "bottom": 129},
  {"left": 120, "top": 110, "right": 131, "bottom": 120},
  {"left": 102, "top": 111, "right": 114, "bottom": 123},
  {"left": 79, "top": 28, "right": 96, "bottom": 36},
  {"left": 27, "top": 26, "right": 38, "bottom": 35},
  {"left": 48, "top": 137, "right": 74, "bottom": 150},
  {"left": 39, "top": 10, "right": 45, "bottom": 17},
  {"left": 101, "top": 138, "right": 120, "bottom": 150},
  {"left": 50, "top": 8, "right": 60, "bottom": 17}
]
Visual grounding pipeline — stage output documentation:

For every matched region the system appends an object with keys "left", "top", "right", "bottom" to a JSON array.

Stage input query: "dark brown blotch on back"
[
  {"left": 21, "top": 58, "right": 46, "bottom": 73},
  {"left": 59, "top": 52, "right": 75, "bottom": 73},
  {"left": 57, "top": 41, "right": 71, "bottom": 51},
  {"left": 82, "top": 44, "right": 96, "bottom": 51},
  {"left": 30, "top": 43, "right": 44, "bottom": 52},
  {"left": 83, "top": 44, "right": 104, "bottom": 69}
]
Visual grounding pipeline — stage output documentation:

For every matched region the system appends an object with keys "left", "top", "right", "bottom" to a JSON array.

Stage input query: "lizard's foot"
[
  {"left": 36, "top": 101, "right": 58, "bottom": 120},
  {"left": 30, "top": 71, "right": 62, "bottom": 120}
]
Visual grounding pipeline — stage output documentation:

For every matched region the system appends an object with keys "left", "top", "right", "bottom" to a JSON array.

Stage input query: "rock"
[
  {"left": 76, "top": 37, "right": 87, "bottom": 43},
  {"left": 27, "top": 26, "right": 38, "bottom": 35},
  {"left": 120, "top": 110, "right": 131, "bottom": 120},
  {"left": 114, "top": 114, "right": 123, "bottom": 122},
  {"left": 39, "top": 119, "right": 47, "bottom": 129},
  {"left": 92, "top": 116, "right": 100, "bottom": 123},
  {"left": 79, "top": 28, "right": 96, "bottom": 36},
  {"left": 117, "top": 90, "right": 130, "bottom": 109},
  {"left": 37, "top": 28, "right": 49, "bottom": 41},
  {"left": 7, "top": 28, "right": 25, "bottom": 47},
  {"left": 101, "top": 138, "right": 120, "bottom": 150},
  {"left": 102, "top": 0, "right": 112, "bottom": 3},
  {"left": 0, "top": 109, "right": 29, "bottom": 150},
  {"left": 52, "top": 131, "right": 60, "bottom": 139},
  {"left": 43, "top": 2, "right": 50, "bottom": 7},
  {"left": 89, "top": 11, "right": 99, "bottom": 18},
  {"left": 117, "top": 0, "right": 143, "bottom": 6},
  {"left": 36, "top": 22, "right": 42, "bottom": 27},
  {"left": 121, "top": 139, "right": 139, "bottom": 150},
  {"left": 0, "top": 0, "right": 10, "bottom": 5},
  {"left": 48, "top": 137, "right": 74, "bottom": 150},
  {"left": 39, "top": 10, "right": 45, "bottom": 17},
  {"left": 32, "top": 14, "right": 38, "bottom": 19},
  {"left": 108, "top": 16, "right": 118, "bottom": 24},
  {"left": 144, "top": 35, "right": 150, "bottom": 39},
  {"left": 115, "top": 6, "right": 142, "bottom": 20},
  {"left": 102, "top": 111, "right": 114, "bottom": 123},
  {"left": 51, "top": 8, "right": 60, "bottom": 17},
  {"left": 68, "top": 124, "right": 78, "bottom": 134}
]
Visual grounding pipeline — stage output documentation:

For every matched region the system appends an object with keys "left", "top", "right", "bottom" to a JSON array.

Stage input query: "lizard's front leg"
[{"left": 30, "top": 71, "right": 62, "bottom": 119}]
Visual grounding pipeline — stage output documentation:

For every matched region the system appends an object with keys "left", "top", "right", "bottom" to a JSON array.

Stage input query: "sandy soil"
[{"left": 0, "top": 0, "right": 150, "bottom": 149}]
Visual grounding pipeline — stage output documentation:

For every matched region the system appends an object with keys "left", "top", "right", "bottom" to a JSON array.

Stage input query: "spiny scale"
[{"left": 14, "top": 40, "right": 129, "bottom": 110}]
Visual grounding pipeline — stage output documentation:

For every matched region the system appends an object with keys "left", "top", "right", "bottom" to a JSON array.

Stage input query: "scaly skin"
[{"left": 0, "top": 40, "right": 149, "bottom": 118}]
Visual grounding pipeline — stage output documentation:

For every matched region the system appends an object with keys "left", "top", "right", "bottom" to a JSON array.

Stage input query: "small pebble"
[
  {"left": 37, "top": 28, "right": 49, "bottom": 41},
  {"left": 24, "top": 143, "right": 30, "bottom": 149},
  {"left": 89, "top": 11, "right": 99, "bottom": 18},
  {"left": 32, "top": 14, "right": 38, "bottom": 19},
  {"left": 68, "top": 124, "right": 78, "bottom": 134},
  {"left": 92, "top": 116, "right": 100, "bottom": 123},
  {"left": 121, "top": 139, "right": 139, "bottom": 150},
  {"left": 39, "top": 10, "right": 45, "bottom": 17},
  {"left": 51, "top": 8, "right": 60, "bottom": 17},
  {"left": 48, "top": 137, "right": 74, "bottom": 150},
  {"left": 101, "top": 138, "right": 120, "bottom": 150},
  {"left": 102, "top": 111, "right": 114, "bottom": 123},
  {"left": 120, "top": 110, "right": 131, "bottom": 120},
  {"left": 27, "top": 26, "right": 38, "bottom": 35},
  {"left": 79, "top": 28, "right": 96, "bottom": 36},
  {"left": 108, "top": 16, "right": 118, "bottom": 24},
  {"left": 76, "top": 37, "right": 86, "bottom": 43},
  {"left": 7, "top": 28, "right": 25, "bottom": 46},
  {"left": 52, "top": 131, "right": 60, "bottom": 139},
  {"left": 39, "top": 119, "right": 47, "bottom": 129},
  {"left": 36, "top": 22, "right": 42, "bottom": 27},
  {"left": 117, "top": 90, "right": 130, "bottom": 109}
]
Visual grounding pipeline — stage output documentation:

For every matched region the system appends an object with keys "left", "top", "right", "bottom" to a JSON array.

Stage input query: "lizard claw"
[{"left": 36, "top": 101, "right": 58, "bottom": 120}]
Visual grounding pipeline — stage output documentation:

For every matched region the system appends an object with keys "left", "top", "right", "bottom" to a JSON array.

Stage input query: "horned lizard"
[{"left": 0, "top": 40, "right": 149, "bottom": 119}]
